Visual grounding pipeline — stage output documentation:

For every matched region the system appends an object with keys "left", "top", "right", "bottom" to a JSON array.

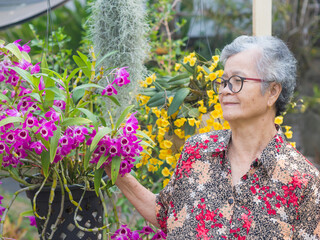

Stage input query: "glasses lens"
[
  {"left": 229, "top": 76, "right": 243, "bottom": 93},
  {"left": 214, "top": 78, "right": 223, "bottom": 93}
]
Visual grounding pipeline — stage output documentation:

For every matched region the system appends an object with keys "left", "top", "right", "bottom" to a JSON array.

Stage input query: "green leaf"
[
  {"left": 44, "top": 86, "right": 65, "bottom": 100},
  {"left": 5, "top": 43, "right": 22, "bottom": 60},
  {"left": 147, "top": 97, "right": 166, "bottom": 107},
  {"left": 188, "top": 108, "right": 200, "bottom": 118},
  {"left": 94, "top": 167, "right": 105, "bottom": 196},
  {"left": 181, "top": 63, "right": 195, "bottom": 74},
  {"left": 41, "top": 150, "right": 50, "bottom": 178},
  {"left": 72, "top": 88, "right": 85, "bottom": 104},
  {"left": 77, "top": 51, "right": 88, "bottom": 61},
  {"left": 111, "top": 156, "right": 121, "bottom": 185},
  {"left": 73, "top": 55, "right": 91, "bottom": 79},
  {"left": 0, "top": 40, "right": 5, "bottom": 45},
  {"left": 90, "top": 127, "right": 112, "bottom": 152},
  {"left": 77, "top": 51, "right": 92, "bottom": 74},
  {"left": 140, "top": 140, "right": 153, "bottom": 148},
  {"left": 0, "top": 117, "right": 24, "bottom": 128},
  {"left": 77, "top": 108, "right": 98, "bottom": 130},
  {"left": 0, "top": 93, "right": 10, "bottom": 103},
  {"left": 97, "top": 154, "right": 109, "bottom": 169},
  {"left": 40, "top": 54, "right": 52, "bottom": 108},
  {"left": 115, "top": 105, "right": 134, "bottom": 130},
  {"left": 83, "top": 147, "right": 91, "bottom": 171},
  {"left": 24, "top": 92, "right": 41, "bottom": 102},
  {"left": 168, "top": 73, "right": 190, "bottom": 82},
  {"left": 141, "top": 149, "right": 152, "bottom": 157},
  {"left": 195, "top": 52, "right": 208, "bottom": 62},
  {"left": 21, "top": 51, "right": 31, "bottom": 62},
  {"left": 61, "top": 117, "right": 91, "bottom": 127},
  {"left": 8, "top": 166, "right": 19, "bottom": 179},
  {"left": 20, "top": 210, "right": 35, "bottom": 217},
  {"left": 202, "top": 65, "right": 212, "bottom": 75},
  {"left": 41, "top": 68, "right": 63, "bottom": 82},
  {"left": 104, "top": 95, "right": 120, "bottom": 106},
  {"left": 0, "top": 154, "right": 3, "bottom": 170},
  {"left": 66, "top": 68, "right": 80, "bottom": 85},
  {"left": 167, "top": 88, "right": 190, "bottom": 116},
  {"left": 10, "top": 67, "right": 34, "bottom": 87},
  {"left": 96, "top": 51, "right": 117, "bottom": 67},
  {"left": 72, "top": 83, "right": 105, "bottom": 92},
  {"left": 215, "top": 48, "right": 221, "bottom": 56},
  {"left": 185, "top": 122, "right": 196, "bottom": 136},
  {"left": 136, "top": 130, "right": 155, "bottom": 145},
  {"left": 50, "top": 126, "right": 61, "bottom": 163}
]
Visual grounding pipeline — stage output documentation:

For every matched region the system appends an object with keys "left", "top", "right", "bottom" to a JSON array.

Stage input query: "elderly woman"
[{"left": 106, "top": 36, "right": 320, "bottom": 239}]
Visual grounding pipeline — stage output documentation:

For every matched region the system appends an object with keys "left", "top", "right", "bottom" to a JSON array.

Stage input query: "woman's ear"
[{"left": 267, "top": 83, "right": 282, "bottom": 107}]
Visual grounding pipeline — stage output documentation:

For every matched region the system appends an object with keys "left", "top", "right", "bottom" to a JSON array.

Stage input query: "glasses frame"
[{"left": 213, "top": 75, "right": 274, "bottom": 93}]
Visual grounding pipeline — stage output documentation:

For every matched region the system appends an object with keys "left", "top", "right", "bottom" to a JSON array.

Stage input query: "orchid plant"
[{"left": 0, "top": 39, "right": 152, "bottom": 238}]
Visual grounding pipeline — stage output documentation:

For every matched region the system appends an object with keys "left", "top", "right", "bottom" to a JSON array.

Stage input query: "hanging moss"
[{"left": 89, "top": 0, "right": 149, "bottom": 117}]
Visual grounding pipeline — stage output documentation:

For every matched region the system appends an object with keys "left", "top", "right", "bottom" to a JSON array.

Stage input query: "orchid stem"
[
  {"left": 41, "top": 171, "right": 57, "bottom": 238},
  {"left": 0, "top": 184, "right": 41, "bottom": 237},
  {"left": 48, "top": 168, "right": 65, "bottom": 240}
]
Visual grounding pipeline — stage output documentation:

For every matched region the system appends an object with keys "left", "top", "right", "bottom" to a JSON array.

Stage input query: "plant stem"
[
  {"left": 41, "top": 171, "right": 58, "bottom": 238},
  {"left": 33, "top": 173, "right": 51, "bottom": 220},
  {"left": 73, "top": 186, "right": 109, "bottom": 233},
  {"left": 7, "top": 169, "right": 31, "bottom": 187},
  {"left": 0, "top": 184, "right": 41, "bottom": 237},
  {"left": 48, "top": 168, "right": 65, "bottom": 240},
  {"left": 60, "top": 163, "right": 82, "bottom": 210},
  {"left": 99, "top": 188, "right": 110, "bottom": 234},
  {"left": 105, "top": 188, "right": 119, "bottom": 229}
]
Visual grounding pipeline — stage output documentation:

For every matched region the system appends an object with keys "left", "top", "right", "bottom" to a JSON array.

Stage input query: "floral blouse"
[{"left": 156, "top": 128, "right": 320, "bottom": 239}]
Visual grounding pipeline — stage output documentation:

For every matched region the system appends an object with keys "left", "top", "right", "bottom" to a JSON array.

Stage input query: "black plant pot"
[{"left": 25, "top": 182, "right": 105, "bottom": 240}]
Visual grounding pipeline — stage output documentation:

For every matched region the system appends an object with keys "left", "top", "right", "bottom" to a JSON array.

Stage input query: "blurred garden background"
[{"left": 0, "top": 0, "right": 319, "bottom": 239}]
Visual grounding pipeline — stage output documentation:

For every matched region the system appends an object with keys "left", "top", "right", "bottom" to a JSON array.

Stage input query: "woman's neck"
[{"left": 228, "top": 117, "right": 277, "bottom": 166}]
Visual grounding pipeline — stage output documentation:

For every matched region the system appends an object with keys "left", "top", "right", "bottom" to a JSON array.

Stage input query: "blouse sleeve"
[
  {"left": 293, "top": 175, "right": 320, "bottom": 239},
  {"left": 155, "top": 140, "right": 190, "bottom": 233}
]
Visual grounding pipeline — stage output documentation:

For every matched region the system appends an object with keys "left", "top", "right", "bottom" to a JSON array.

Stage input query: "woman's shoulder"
[{"left": 278, "top": 143, "right": 320, "bottom": 183}]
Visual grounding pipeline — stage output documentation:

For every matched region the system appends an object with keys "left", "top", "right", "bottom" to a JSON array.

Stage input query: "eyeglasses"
[{"left": 213, "top": 75, "right": 274, "bottom": 94}]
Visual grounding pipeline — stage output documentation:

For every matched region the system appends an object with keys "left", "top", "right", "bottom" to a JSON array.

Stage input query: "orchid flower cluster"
[
  {"left": 111, "top": 225, "right": 166, "bottom": 240},
  {"left": 0, "top": 39, "right": 150, "bottom": 237},
  {"left": 0, "top": 39, "right": 139, "bottom": 179}
]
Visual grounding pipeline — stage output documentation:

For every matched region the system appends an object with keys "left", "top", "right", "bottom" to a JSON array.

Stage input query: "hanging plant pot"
[{"left": 25, "top": 182, "right": 105, "bottom": 240}]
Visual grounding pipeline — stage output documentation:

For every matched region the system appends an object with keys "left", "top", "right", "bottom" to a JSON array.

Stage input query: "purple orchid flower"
[
  {"left": 35, "top": 121, "right": 57, "bottom": 141},
  {"left": 0, "top": 141, "right": 10, "bottom": 154},
  {"left": 23, "top": 113, "right": 40, "bottom": 128},
  {"left": 53, "top": 100, "right": 66, "bottom": 110},
  {"left": 19, "top": 58, "right": 32, "bottom": 70},
  {"left": 30, "top": 141, "right": 47, "bottom": 154},
  {"left": 38, "top": 76, "right": 45, "bottom": 91},
  {"left": 25, "top": 216, "right": 37, "bottom": 227},
  {"left": 13, "top": 40, "right": 30, "bottom": 53},
  {"left": 44, "top": 109, "right": 60, "bottom": 122},
  {"left": 113, "top": 67, "right": 131, "bottom": 87},
  {"left": 31, "top": 62, "right": 40, "bottom": 74},
  {"left": 102, "top": 84, "right": 117, "bottom": 96}
]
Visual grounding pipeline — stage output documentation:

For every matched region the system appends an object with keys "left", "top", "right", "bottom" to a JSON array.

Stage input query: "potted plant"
[{"left": 0, "top": 39, "right": 153, "bottom": 239}]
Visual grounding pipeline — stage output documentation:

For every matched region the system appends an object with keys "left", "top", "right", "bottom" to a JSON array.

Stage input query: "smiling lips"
[{"left": 222, "top": 102, "right": 238, "bottom": 105}]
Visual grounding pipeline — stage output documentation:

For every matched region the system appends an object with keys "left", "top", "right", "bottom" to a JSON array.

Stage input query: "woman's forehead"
[{"left": 224, "top": 49, "right": 261, "bottom": 76}]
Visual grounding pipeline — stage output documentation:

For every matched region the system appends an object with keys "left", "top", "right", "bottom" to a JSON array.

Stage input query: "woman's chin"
[{"left": 222, "top": 112, "right": 241, "bottom": 122}]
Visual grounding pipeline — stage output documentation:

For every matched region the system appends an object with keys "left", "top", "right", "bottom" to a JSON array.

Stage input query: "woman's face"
[{"left": 219, "top": 48, "right": 272, "bottom": 123}]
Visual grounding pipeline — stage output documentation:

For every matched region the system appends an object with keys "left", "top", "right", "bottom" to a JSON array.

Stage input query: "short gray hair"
[{"left": 220, "top": 35, "right": 297, "bottom": 116}]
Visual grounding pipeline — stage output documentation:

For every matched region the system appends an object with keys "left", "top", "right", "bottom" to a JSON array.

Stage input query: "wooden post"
[{"left": 252, "top": 0, "right": 272, "bottom": 36}]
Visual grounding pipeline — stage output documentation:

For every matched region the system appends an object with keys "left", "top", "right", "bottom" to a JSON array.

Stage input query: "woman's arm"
[{"left": 105, "top": 166, "right": 160, "bottom": 228}]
